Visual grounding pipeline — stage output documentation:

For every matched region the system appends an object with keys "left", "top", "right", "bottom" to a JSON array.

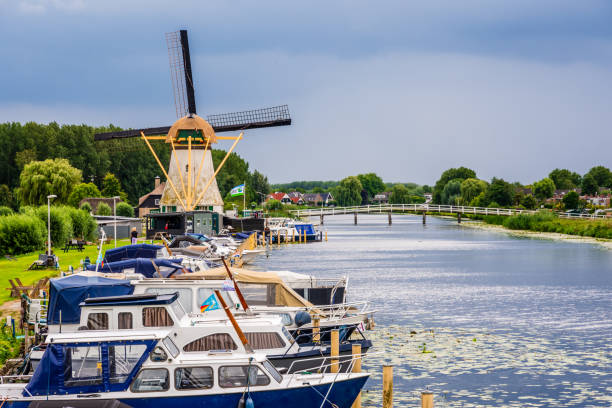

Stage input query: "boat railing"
[
  {"left": 284, "top": 325, "right": 359, "bottom": 356},
  {"left": 286, "top": 351, "right": 381, "bottom": 382},
  {"left": 0, "top": 375, "right": 33, "bottom": 384},
  {"left": 306, "top": 301, "right": 372, "bottom": 320}
]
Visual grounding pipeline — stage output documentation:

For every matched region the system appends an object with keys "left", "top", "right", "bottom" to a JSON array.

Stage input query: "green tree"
[
  {"left": 96, "top": 202, "right": 112, "bottom": 216},
  {"left": 0, "top": 185, "right": 17, "bottom": 209},
  {"left": 101, "top": 173, "right": 122, "bottom": 197},
  {"left": 582, "top": 173, "right": 598, "bottom": 195},
  {"left": 484, "top": 178, "right": 514, "bottom": 207},
  {"left": 441, "top": 179, "right": 462, "bottom": 205},
  {"left": 357, "top": 173, "right": 385, "bottom": 199},
  {"left": 334, "top": 176, "right": 363, "bottom": 206},
  {"left": 389, "top": 184, "right": 411, "bottom": 204},
  {"left": 433, "top": 167, "right": 476, "bottom": 204},
  {"left": 250, "top": 170, "right": 270, "bottom": 200},
  {"left": 549, "top": 168, "right": 581, "bottom": 190},
  {"left": 265, "top": 199, "right": 282, "bottom": 211},
  {"left": 18, "top": 158, "right": 82, "bottom": 205},
  {"left": 67, "top": 182, "right": 101, "bottom": 207},
  {"left": 533, "top": 178, "right": 556, "bottom": 201},
  {"left": 521, "top": 194, "right": 538, "bottom": 210},
  {"left": 562, "top": 191, "right": 580, "bottom": 210},
  {"left": 79, "top": 202, "right": 92, "bottom": 213},
  {"left": 460, "top": 178, "right": 487, "bottom": 204},
  {"left": 585, "top": 165, "right": 612, "bottom": 188},
  {"left": 469, "top": 191, "right": 487, "bottom": 207},
  {"left": 116, "top": 202, "right": 135, "bottom": 217}
]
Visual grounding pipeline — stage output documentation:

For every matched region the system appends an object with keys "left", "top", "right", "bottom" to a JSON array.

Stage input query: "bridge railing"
[{"left": 290, "top": 204, "right": 609, "bottom": 219}]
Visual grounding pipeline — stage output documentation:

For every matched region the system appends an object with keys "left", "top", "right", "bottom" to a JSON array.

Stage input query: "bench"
[{"left": 62, "top": 239, "right": 85, "bottom": 253}]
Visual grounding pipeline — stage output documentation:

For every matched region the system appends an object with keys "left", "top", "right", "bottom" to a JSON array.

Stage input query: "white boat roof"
[
  {"left": 175, "top": 351, "right": 269, "bottom": 364},
  {"left": 47, "top": 329, "right": 170, "bottom": 344}
]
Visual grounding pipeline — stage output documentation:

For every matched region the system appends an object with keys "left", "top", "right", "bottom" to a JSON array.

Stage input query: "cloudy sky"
[{"left": 1, "top": 1, "right": 611, "bottom": 185}]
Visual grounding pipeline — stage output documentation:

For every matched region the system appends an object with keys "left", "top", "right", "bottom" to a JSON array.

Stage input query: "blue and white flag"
[
  {"left": 230, "top": 184, "right": 245, "bottom": 197},
  {"left": 222, "top": 279, "right": 235, "bottom": 291}
]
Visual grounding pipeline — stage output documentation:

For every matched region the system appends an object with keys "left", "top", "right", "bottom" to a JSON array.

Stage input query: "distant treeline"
[
  {"left": 0, "top": 122, "right": 270, "bottom": 206},
  {"left": 271, "top": 181, "right": 340, "bottom": 192}
]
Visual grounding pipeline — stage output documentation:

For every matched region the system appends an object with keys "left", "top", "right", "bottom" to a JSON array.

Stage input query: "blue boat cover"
[
  {"left": 47, "top": 275, "right": 133, "bottom": 325},
  {"left": 235, "top": 231, "right": 253, "bottom": 240},
  {"left": 103, "top": 244, "right": 162, "bottom": 263},
  {"left": 294, "top": 224, "right": 316, "bottom": 235},
  {"left": 85, "top": 258, "right": 188, "bottom": 278}
]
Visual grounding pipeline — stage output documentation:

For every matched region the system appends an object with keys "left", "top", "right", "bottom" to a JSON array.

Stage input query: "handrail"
[{"left": 286, "top": 351, "right": 381, "bottom": 380}]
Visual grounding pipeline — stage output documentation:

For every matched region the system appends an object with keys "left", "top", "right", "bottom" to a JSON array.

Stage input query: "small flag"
[
  {"left": 230, "top": 184, "right": 245, "bottom": 197},
  {"left": 222, "top": 279, "right": 235, "bottom": 291},
  {"left": 200, "top": 294, "right": 220, "bottom": 313}
]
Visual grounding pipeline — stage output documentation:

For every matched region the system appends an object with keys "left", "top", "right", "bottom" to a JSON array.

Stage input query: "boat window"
[
  {"left": 108, "top": 344, "right": 147, "bottom": 384},
  {"left": 235, "top": 283, "right": 275, "bottom": 306},
  {"left": 118, "top": 312, "right": 133, "bottom": 330},
  {"left": 131, "top": 368, "right": 170, "bottom": 392},
  {"left": 64, "top": 345, "right": 103, "bottom": 387},
  {"left": 218, "top": 365, "right": 270, "bottom": 388},
  {"left": 142, "top": 307, "right": 174, "bottom": 327},
  {"left": 145, "top": 288, "right": 192, "bottom": 313},
  {"left": 150, "top": 346, "right": 168, "bottom": 362},
  {"left": 262, "top": 360, "right": 283, "bottom": 383},
  {"left": 163, "top": 337, "right": 180, "bottom": 358},
  {"left": 281, "top": 326, "right": 295, "bottom": 343},
  {"left": 279, "top": 313, "right": 293, "bottom": 326},
  {"left": 175, "top": 366, "right": 214, "bottom": 390},
  {"left": 170, "top": 299, "right": 187, "bottom": 322},
  {"left": 86, "top": 313, "right": 108, "bottom": 330},
  {"left": 197, "top": 289, "right": 233, "bottom": 311},
  {"left": 183, "top": 333, "right": 237, "bottom": 352},
  {"left": 244, "top": 332, "right": 285, "bottom": 350}
]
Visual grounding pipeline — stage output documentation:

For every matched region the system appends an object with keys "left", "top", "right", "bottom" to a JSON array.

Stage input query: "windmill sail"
[{"left": 166, "top": 30, "right": 196, "bottom": 118}]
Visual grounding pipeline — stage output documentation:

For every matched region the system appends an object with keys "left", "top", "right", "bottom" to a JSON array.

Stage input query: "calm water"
[{"left": 251, "top": 214, "right": 612, "bottom": 407}]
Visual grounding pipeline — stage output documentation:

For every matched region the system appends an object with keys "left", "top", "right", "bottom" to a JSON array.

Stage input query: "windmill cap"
[{"left": 166, "top": 114, "right": 217, "bottom": 144}]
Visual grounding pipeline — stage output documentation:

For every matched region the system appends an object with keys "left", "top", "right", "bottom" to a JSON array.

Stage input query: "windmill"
[{"left": 94, "top": 30, "right": 291, "bottom": 213}]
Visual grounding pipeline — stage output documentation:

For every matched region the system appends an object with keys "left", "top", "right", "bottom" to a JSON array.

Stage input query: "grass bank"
[{"left": 470, "top": 212, "right": 612, "bottom": 239}]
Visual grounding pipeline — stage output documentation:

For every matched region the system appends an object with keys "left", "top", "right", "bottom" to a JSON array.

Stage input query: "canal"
[{"left": 251, "top": 214, "right": 612, "bottom": 407}]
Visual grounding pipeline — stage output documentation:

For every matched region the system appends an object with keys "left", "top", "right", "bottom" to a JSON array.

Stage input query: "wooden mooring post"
[
  {"left": 354, "top": 212, "right": 358, "bottom": 225},
  {"left": 421, "top": 391, "right": 433, "bottom": 408},
  {"left": 312, "top": 315, "right": 320, "bottom": 343},
  {"left": 457, "top": 213, "right": 461, "bottom": 224},
  {"left": 382, "top": 365, "right": 393, "bottom": 408},
  {"left": 351, "top": 343, "right": 362, "bottom": 408},
  {"left": 422, "top": 211, "right": 427, "bottom": 225},
  {"left": 388, "top": 212, "right": 392, "bottom": 225},
  {"left": 330, "top": 329, "right": 340, "bottom": 373},
  {"left": 320, "top": 214, "right": 324, "bottom": 225}
]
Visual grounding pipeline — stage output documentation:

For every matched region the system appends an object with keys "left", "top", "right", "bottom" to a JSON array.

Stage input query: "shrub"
[
  {"left": 34, "top": 206, "right": 72, "bottom": 247},
  {"left": 116, "top": 202, "right": 134, "bottom": 218},
  {"left": 96, "top": 202, "right": 112, "bottom": 216},
  {"left": 79, "top": 202, "right": 92, "bottom": 213},
  {"left": 265, "top": 199, "right": 282, "bottom": 211},
  {"left": 0, "top": 213, "right": 45, "bottom": 255},
  {"left": 0, "top": 206, "right": 13, "bottom": 216}
]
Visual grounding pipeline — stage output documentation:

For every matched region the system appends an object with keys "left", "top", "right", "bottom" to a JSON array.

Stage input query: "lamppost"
[
  {"left": 46, "top": 194, "right": 57, "bottom": 256},
  {"left": 112, "top": 196, "right": 120, "bottom": 248}
]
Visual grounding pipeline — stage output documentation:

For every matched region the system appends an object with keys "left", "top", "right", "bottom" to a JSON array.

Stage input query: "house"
[
  {"left": 582, "top": 194, "right": 611, "bottom": 207},
  {"left": 79, "top": 197, "right": 124, "bottom": 214},
  {"left": 287, "top": 191, "right": 303, "bottom": 200},
  {"left": 136, "top": 176, "right": 166, "bottom": 218},
  {"left": 267, "top": 192, "right": 292, "bottom": 204},
  {"left": 372, "top": 192, "right": 391, "bottom": 204},
  {"left": 320, "top": 192, "right": 334, "bottom": 206},
  {"left": 302, "top": 193, "right": 322, "bottom": 206},
  {"left": 289, "top": 196, "right": 305, "bottom": 205},
  {"left": 424, "top": 193, "right": 433, "bottom": 204},
  {"left": 549, "top": 188, "right": 581, "bottom": 203}
]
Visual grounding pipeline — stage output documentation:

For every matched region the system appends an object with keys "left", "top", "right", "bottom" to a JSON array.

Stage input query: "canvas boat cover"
[
  {"left": 179, "top": 267, "right": 316, "bottom": 309},
  {"left": 85, "top": 258, "right": 187, "bottom": 278},
  {"left": 47, "top": 274, "right": 133, "bottom": 324},
  {"left": 103, "top": 244, "right": 162, "bottom": 262}
]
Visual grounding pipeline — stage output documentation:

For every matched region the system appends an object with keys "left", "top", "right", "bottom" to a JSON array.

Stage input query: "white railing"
[{"left": 291, "top": 204, "right": 609, "bottom": 219}]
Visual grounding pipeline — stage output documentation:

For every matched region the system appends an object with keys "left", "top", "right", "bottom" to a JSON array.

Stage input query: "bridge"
[{"left": 291, "top": 204, "right": 608, "bottom": 224}]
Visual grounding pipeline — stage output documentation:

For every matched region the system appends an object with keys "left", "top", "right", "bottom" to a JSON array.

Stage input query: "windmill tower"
[{"left": 94, "top": 30, "right": 291, "bottom": 213}]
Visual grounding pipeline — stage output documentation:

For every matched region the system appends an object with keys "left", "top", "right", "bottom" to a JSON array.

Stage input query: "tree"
[
  {"left": 549, "top": 168, "right": 581, "bottom": 190},
  {"left": 521, "top": 194, "right": 538, "bottom": 210},
  {"left": 389, "top": 184, "right": 411, "bottom": 204},
  {"left": 116, "top": 202, "right": 135, "bottom": 217},
  {"left": 533, "top": 178, "right": 556, "bottom": 201},
  {"left": 433, "top": 167, "right": 476, "bottom": 203},
  {"left": 484, "top": 178, "right": 514, "bottom": 207},
  {"left": 334, "top": 176, "right": 363, "bottom": 206},
  {"left": 357, "top": 173, "right": 385, "bottom": 199},
  {"left": 585, "top": 166, "right": 612, "bottom": 188},
  {"left": 101, "top": 173, "right": 122, "bottom": 197},
  {"left": 460, "top": 178, "right": 487, "bottom": 204},
  {"left": 441, "top": 179, "right": 462, "bottom": 205},
  {"left": 0, "top": 185, "right": 17, "bottom": 209},
  {"left": 18, "top": 158, "right": 82, "bottom": 205},
  {"left": 80, "top": 202, "right": 92, "bottom": 213},
  {"left": 562, "top": 191, "right": 580, "bottom": 210},
  {"left": 96, "top": 202, "right": 112, "bottom": 216},
  {"left": 67, "top": 182, "right": 101, "bottom": 208},
  {"left": 582, "top": 173, "right": 598, "bottom": 195},
  {"left": 250, "top": 170, "right": 270, "bottom": 203}
]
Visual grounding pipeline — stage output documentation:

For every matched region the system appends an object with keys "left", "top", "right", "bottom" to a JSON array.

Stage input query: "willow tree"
[{"left": 18, "top": 158, "right": 82, "bottom": 205}]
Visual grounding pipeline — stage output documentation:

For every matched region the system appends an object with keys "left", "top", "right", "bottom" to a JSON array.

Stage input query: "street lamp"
[
  {"left": 46, "top": 195, "right": 57, "bottom": 256},
  {"left": 112, "top": 196, "right": 120, "bottom": 248}
]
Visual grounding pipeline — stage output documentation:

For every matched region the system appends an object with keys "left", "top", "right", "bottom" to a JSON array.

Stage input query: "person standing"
[{"left": 131, "top": 227, "right": 138, "bottom": 245}]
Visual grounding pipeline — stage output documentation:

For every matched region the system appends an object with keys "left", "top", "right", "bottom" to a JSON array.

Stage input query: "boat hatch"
[{"left": 24, "top": 339, "right": 157, "bottom": 396}]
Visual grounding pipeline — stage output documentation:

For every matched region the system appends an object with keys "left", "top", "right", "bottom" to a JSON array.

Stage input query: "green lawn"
[{"left": 0, "top": 239, "right": 136, "bottom": 306}]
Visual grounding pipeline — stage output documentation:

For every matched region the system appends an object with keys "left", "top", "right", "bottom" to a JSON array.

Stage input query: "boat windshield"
[
  {"left": 162, "top": 336, "right": 180, "bottom": 358},
  {"left": 262, "top": 359, "right": 283, "bottom": 383}
]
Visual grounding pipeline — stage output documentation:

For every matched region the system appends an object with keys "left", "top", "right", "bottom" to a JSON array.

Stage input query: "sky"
[{"left": 1, "top": 0, "right": 611, "bottom": 185}]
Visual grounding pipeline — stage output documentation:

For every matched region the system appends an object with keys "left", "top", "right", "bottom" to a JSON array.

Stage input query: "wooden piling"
[
  {"left": 421, "top": 392, "right": 433, "bottom": 408},
  {"left": 422, "top": 211, "right": 426, "bottom": 225},
  {"left": 292, "top": 229, "right": 295, "bottom": 243},
  {"left": 320, "top": 214, "right": 324, "bottom": 225},
  {"left": 351, "top": 344, "right": 362, "bottom": 408},
  {"left": 388, "top": 212, "right": 392, "bottom": 225},
  {"left": 457, "top": 213, "right": 461, "bottom": 224},
  {"left": 330, "top": 329, "right": 340, "bottom": 373},
  {"left": 303, "top": 230, "right": 307, "bottom": 243},
  {"left": 312, "top": 315, "right": 320, "bottom": 343},
  {"left": 382, "top": 365, "right": 393, "bottom": 408},
  {"left": 325, "top": 230, "right": 328, "bottom": 242},
  {"left": 354, "top": 212, "right": 358, "bottom": 225}
]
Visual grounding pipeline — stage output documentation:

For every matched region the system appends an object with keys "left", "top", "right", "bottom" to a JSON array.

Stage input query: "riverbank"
[{"left": 461, "top": 220, "right": 612, "bottom": 250}]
